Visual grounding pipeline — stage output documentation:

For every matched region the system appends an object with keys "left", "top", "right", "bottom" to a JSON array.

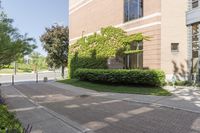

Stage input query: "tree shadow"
[{"left": 172, "top": 60, "right": 190, "bottom": 81}]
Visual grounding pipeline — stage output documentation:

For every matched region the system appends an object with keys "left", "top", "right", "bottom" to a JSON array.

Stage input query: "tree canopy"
[
  {"left": 40, "top": 24, "right": 69, "bottom": 77},
  {"left": 0, "top": 12, "right": 36, "bottom": 68}
]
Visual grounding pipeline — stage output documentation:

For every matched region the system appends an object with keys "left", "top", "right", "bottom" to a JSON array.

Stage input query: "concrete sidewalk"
[
  {"left": 0, "top": 85, "right": 92, "bottom": 133},
  {"left": 1, "top": 83, "right": 200, "bottom": 133},
  {"left": 50, "top": 82, "right": 200, "bottom": 114}
]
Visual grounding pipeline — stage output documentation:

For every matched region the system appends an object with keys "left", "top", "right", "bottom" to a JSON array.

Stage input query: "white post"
[{"left": 127, "top": 55, "right": 130, "bottom": 69}]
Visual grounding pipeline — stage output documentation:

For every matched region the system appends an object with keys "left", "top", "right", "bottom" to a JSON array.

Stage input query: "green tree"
[
  {"left": 30, "top": 52, "right": 40, "bottom": 72},
  {"left": 0, "top": 11, "right": 36, "bottom": 69},
  {"left": 29, "top": 52, "right": 48, "bottom": 72},
  {"left": 40, "top": 24, "right": 69, "bottom": 78}
]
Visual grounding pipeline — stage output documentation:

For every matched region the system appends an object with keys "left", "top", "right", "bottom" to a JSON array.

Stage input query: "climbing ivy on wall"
[{"left": 68, "top": 26, "right": 148, "bottom": 78}]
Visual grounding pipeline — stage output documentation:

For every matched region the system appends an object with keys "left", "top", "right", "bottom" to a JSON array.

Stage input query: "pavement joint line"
[
  {"left": 5, "top": 95, "right": 25, "bottom": 98},
  {"left": 9, "top": 106, "right": 43, "bottom": 112},
  {"left": 100, "top": 100, "right": 122, "bottom": 104},
  {"left": 123, "top": 99, "right": 200, "bottom": 114},
  {"left": 11, "top": 86, "right": 94, "bottom": 133}
]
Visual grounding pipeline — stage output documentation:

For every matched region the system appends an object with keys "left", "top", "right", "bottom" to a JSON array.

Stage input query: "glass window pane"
[
  {"left": 124, "top": 0, "right": 143, "bottom": 22},
  {"left": 192, "top": 0, "right": 198, "bottom": 8},
  {"left": 124, "top": 0, "right": 129, "bottom": 22},
  {"left": 129, "top": 42, "right": 143, "bottom": 69},
  {"left": 171, "top": 43, "right": 179, "bottom": 52},
  {"left": 139, "top": 0, "right": 143, "bottom": 17},
  {"left": 192, "top": 23, "right": 200, "bottom": 73},
  {"left": 129, "top": 0, "right": 139, "bottom": 20}
]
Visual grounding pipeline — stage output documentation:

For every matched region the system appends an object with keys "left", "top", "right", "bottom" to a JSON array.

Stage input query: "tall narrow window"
[
  {"left": 125, "top": 42, "right": 143, "bottom": 69},
  {"left": 192, "top": 0, "right": 199, "bottom": 8},
  {"left": 124, "top": 0, "right": 143, "bottom": 22},
  {"left": 192, "top": 23, "right": 200, "bottom": 74}
]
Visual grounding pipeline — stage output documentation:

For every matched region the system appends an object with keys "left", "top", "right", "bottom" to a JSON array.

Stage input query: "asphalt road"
[
  {"left": 0, "top": 71, "right": 66, "bottom": 84},
  {"left": 9, "top": 83, "right": 200, "bottom": 133}
]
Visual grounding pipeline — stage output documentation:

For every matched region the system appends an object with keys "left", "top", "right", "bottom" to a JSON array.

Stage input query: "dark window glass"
[
  {"left": 171, "top": 43, "right": 179, "bottom": 52},
  {"left": 125, "top": 42, "right": 143, "bottom": 69},
  {"left": 124, "top": 0, "right": 129, "bottom": 22},
  {"left": 124, "top": 0, "right": 143, "bottom": 22},
  {"left": 192, "top": 0, "right": 199, "bottom": 8},
  {"left": 192, "top": 23, "right": 200, "bottom": 73},
  {"left": 192, "top": 23, "right": 199, "bottom": 51},
  {"left": 129, "top": 0, "right": 138, "bottom": 20},
  {"left": 139, "top": 0, "right": 143, "bottom": 17}
]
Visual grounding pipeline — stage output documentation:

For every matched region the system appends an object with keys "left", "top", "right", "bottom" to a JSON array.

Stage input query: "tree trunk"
[
  {"left": 61, "top": 65, "right": 65, "bottom": 79},
  {"left": 14, "top": 61, "right": 17, "bottom": 75}
]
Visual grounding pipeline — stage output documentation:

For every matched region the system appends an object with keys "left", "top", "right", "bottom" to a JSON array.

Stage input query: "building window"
[
  {"left": 125, "top": 42, "right": 143, "bottom": 69},
  {"left": 171, "top": 43, "right": 179, "bottom": 52},
  {"left": 192, "top": 23, "right": 200, "bottom": 73},
  {"left": 192, "top": 0, "right": 199, "bottom": 8},
  {"left": 124, "top": 0, "right": 143, "bottom": 22}
]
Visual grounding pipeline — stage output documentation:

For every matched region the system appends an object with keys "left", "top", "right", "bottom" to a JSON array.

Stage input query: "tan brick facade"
[
  {"left": 69, "top": 0, "right": 188, "bottom": 80},
  {"left": 69, "top": 0, "right": 124, "bottom": 40}
]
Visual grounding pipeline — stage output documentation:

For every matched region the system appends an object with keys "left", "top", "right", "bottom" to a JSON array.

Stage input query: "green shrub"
[
  {"left": 68, "top": 54, "right": 108, "bottom": 78},
  {"left": 68, "top": 26, "right": 148, "bottom": 78},
  {"left": 175, "top": 81, "right": 192, "bottom": 86},
  {"left": 167, "top": 80, "right": 193, "bottom": 86},
  {"left": 1, "top": 65, "right": 14, "bottom": 69},
  {"left": 22, "top": 68, "right": 32, "bottom": 73},
  {"left": 74, "top": 69, "right": 165, "bottom": 87},
  {"left": 0, "top": 105, "right": 23, "bottom": 133}
]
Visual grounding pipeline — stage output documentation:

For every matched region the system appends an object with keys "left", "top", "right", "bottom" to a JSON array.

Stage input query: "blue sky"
[{"left": 2, "top": 0, "right": 69, "bottom": 55}]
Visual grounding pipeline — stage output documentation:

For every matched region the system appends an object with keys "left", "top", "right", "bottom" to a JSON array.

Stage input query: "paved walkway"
[
  {"left": 1, "top": 82, "right": 200, "bottom": 133},
  {"left": 0, "top": 85, "right": 89, "bottom": 133}
]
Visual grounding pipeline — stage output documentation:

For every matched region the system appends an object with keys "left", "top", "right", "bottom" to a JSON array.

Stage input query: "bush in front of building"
[
  {"left": 167, "top": 80, "right": 193, "bottom": 86},
  {"left": 74, "top": 69, "right": 166, "bottom": 87},
  {"left": 68, "top": 53, "right": 108, "bottom": 79},
  {"left": 68, "top": 26, "right": 148, "bottom": 78}
]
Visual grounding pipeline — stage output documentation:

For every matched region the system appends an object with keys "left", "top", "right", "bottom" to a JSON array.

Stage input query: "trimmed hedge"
[
  {"left": 74, "top": 69, "right": 166, "bottom": 87},
  {"left": 68, "top": 54, "right": 108, "bottom": 78}
]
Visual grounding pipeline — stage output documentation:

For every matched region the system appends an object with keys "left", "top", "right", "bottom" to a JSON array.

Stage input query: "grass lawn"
[
  {"left": 0, "top": 69, "right": 24, "bottom": 74},
  {"left": 0, "top": 105, "right": 23, "bottom": 133},
  {"left": 58, "top": 79, "right": 171, "bottom": 96}
]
